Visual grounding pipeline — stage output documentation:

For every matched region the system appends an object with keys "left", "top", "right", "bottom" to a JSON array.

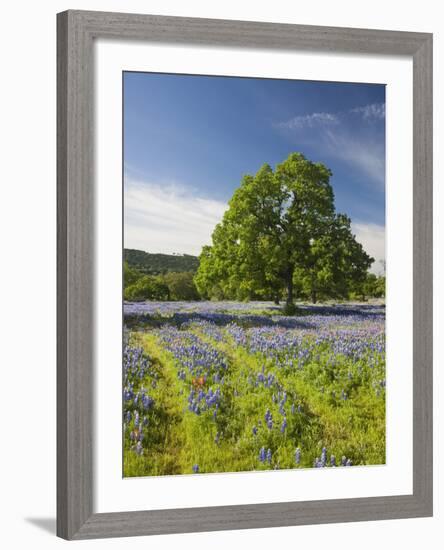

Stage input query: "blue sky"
[{"left": 124, "top": 72, "right": 385, "bottom": 274}]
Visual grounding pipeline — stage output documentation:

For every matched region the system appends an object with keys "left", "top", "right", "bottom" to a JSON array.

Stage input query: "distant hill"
[{"left": 124, "top": 249, "right": 199, "bottom": 275}]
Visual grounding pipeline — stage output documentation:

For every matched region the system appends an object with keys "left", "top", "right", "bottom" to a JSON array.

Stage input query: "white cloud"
[
  {"left": 351, "top": 222, "right": 386, "bottom": 275},
  {"left": 278, "top": 102, "right": 385, "bottom": 131},
  {"left": 350, "top": 102, "right": 385, "bottom": 120},
  {"left": 278, "top": 112, "right": 339, "bottom": 129},
  {"left": 124, "top": 178, "right": 227, "bottom": 256},
  {"left": 276, "top": 104, "right": 386, "bottom": 187}
]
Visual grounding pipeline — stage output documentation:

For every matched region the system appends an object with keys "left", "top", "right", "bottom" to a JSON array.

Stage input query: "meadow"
[{"left": 123, "top": 301, "right": 385, "bottom": 477}]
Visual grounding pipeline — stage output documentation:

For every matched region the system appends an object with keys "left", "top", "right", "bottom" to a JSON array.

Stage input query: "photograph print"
[{"left": 123, "top": 72, "right": 386, "bottom": 477}]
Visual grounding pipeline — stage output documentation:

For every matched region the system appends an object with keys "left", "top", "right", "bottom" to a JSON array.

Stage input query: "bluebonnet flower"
[
  {"left": 265, "top": 409, "right": 273, "bottom": 429},
  {"left": 295, "top": 448, "right": 301, "bottom": 464},
  {"left": 280, "top": 417, "right": 287, "bottom": 433},
  {"left": 321, "top": 447, "right": 327, "bottom": 466},
  {"left": 141, "top": 392, "right": 153, "bottom": 410},
  {"left": 134, "top": 441, "right": 143, "bottom": 455},
  {"left": 252, "top": 426, "right": 258, "bottom": 436},
  {"left": 123, "top": 387, "right": 133, "bottom": 401},
  {"left": 266, "top": 449, "right": 272, "bottom": 464},
  {"left": 192, "top": 464, "right": 199, "bottom": 473},
  {"left": 259, "top": 447, "right": 266, "bottom": 462}
]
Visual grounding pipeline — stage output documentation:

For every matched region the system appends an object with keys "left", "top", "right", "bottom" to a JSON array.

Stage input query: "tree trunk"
[
  {"left": 310, "top": 270, "right": 317, "bottom": 304},
  {"left": 274, "top": 295, "right": 280, "bottom": 305},
  {"left": 286, "top": 270, "right": 294, "bottom": 305}
]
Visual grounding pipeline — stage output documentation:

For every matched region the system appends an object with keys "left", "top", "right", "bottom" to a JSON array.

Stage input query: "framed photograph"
[{"left": 57, "top": 10, "right": 433, "bottom": 540}]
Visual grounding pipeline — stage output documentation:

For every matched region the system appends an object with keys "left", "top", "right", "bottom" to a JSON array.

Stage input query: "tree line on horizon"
[{"left": 124, "top": 153, "right": 385, "bottom": 308}]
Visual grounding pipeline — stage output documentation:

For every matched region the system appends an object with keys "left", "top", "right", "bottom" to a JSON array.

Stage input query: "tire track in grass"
[
  {"left": 127, "top": 332, "right": 189, "bottom": 476},
  {"left": 138, "top": 331, "right": 238, "bottom": 474},
  {"left": 188, "top": 323, "right": 324, "bottom": 469},
  {"left": 190, "top": 322, "right": 384, "bottom": 467}
]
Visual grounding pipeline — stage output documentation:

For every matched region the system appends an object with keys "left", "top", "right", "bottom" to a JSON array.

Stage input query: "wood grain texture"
[
  {"left": 56, "top": 10, "right": 68, "bottom": 539},
  {"left": 72, "top": 494, "right": 429, "bottom": 540},
  {"left": 72, "top": 9, "right": 429, "bottom": 55},
  {"left": 56, "top": 9, "right": 433, "bottom": 540},
  {"left": 57, "top": 10, "right": 94, "bottom": 540},
  {"left": 412, "top": 35, "right": 433, "bottom": 513}
]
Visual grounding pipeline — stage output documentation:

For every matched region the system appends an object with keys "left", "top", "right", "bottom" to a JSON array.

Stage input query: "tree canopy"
[
  {"left": 163, "top": 271, "right": 200, "bottom": 301},
  {"left": 194, "top": 153, "right": 374, "bottom": 307},
  {"left": 124, "top": 262, "right": 200, "bottom": 302}
]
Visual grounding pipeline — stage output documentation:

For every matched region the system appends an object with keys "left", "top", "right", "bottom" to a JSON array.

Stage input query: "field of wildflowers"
[{"left": 123, "top": 301, "right": 385, "bottom": 476}]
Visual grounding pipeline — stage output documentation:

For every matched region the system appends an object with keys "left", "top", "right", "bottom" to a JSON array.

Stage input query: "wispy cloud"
[
  {"left": 124, "top": 178, "right": 227, "bottom": 256},
  {"left": 278, "top": 102, "right": 385, "bottom": 129},
  {"left": 323, "top": 129, "right": 385, "bottom": 187},
  {"left": 350, "top": 102, "right": 385, "bottom": 120},
  {"left": 277, "top": 112, "right": 339, "bottom": 129},
  {"left": 351, "top": 222, "right": 385, "bottom": 274},
  {"left": 276, "top": 102, "right": 385, "bottom": 187}
]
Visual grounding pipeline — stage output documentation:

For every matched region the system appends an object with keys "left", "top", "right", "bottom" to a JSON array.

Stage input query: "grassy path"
[{"left": 124, "top": 333, "right": 189, "bottom": 476}]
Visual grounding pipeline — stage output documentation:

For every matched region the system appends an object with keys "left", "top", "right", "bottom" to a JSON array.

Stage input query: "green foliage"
[
  {"left": 123, "top": 253, "right": 202, "bottom": 302},
  {"left": 124, "top": 275, "right": 170, "bottom": 301},
  {"left": 350, "top": 273, "right": 386, "bottom": 301},
  {"left": 374, "top": 276, "right": 386, "bottom": 297},
  {"left": 195, "top": 153, "right": 373, "bottom": 305},
  {"left": 124, "top": 249, "right": 199, "bottom": 275},
  {"left": 292, "top": 214, "right": 374, "bottom": 303},
  {"left": 124, "top": 268, "right": 202, "bottom": 302},
  {"left": 124, "top": 261, "right": 142, "bottom": 287},
  {"left": 163, "top": 271, "right": 200, "bottom": 301}
]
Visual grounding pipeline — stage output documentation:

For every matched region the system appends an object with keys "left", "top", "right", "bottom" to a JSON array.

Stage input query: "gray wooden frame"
[{"left": 57, "top": 9, "right": 433, "bottom": 540}]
